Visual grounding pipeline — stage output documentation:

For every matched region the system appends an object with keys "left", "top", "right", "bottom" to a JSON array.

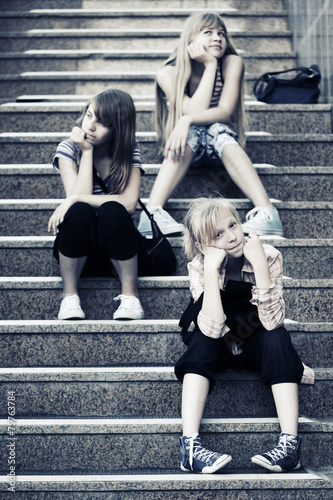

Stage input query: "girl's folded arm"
[
  {"left": 251, "top": 251, "right": 285, "bottom": 330},
  {"left": 72, "top": 167, "right": 141, "bottom": 215}
]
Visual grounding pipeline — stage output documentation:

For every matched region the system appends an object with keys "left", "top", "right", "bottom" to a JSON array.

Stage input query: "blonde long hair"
[
  {"left": 76, "top": 89, "right": 136, "bottom": 194},
  {"left": 183, "top": 197, "right": 241, "bottom": 259},
  {"left": 156, "top": 12, "right": 247, "bottom": 148}
]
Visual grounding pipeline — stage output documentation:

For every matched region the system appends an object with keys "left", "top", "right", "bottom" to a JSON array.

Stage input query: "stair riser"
[
  {"left": 1, "top": 138, "right": 332, "bottom": 166},
  {"left": 141, "top": 171, "right": 333, "bottom": 202},
  {"left": 1, "top": 170, "right": 333, "bottom": 201},
  {"left": 0, "top": 34, "right": 292, "bottom": 53},
  {"left": 1, "top": 208, "right": 332, "bottom": 238},
  {"left": 1, "top": 108, "right": 330, "bottom": 134},
  {"left": 0, "top": 56, "right": 296, "bottom": 74},
  {"left": 0, "top": 286, "right": 331, "bottom": 321},
  {"left": 0, "top": 15, "right": 288, "bottom": 32},
  {"left": 1, "top": 245, "right": 332, "bottom": 279},
  {"left": 0, "top": 379, "right": 330, "bottom": 418},
  {"left": 0, "top": 431, "right": 330, "bottom": 473},
  {"left": 0, "top": 331, "right": 331, "bottom": 368}
]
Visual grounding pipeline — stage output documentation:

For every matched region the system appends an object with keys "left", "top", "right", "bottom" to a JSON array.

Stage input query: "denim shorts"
[{"left": 187, "top": 122, "right": 239, "bottom": 167}]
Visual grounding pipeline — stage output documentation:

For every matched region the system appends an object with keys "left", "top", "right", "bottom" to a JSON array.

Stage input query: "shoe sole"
[
  {"left": 113, "top": 314, "right": 145, "bottom": 320},
  {"left": 58, "top": 315, "right": 85, "bottom": 320},
  {"left": 251, "top": 456, "right": 301, "bottom": 472},
  {"left": 180, "top": 454, "right": 232, "bottom": 474},
  {"left": 242, "top": 226, "right": 284, "bottom": 237}
]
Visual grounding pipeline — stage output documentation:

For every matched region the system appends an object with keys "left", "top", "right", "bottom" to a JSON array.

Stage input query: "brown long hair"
[
  {"left": 156, "top": 12, "right": 247, "bottom": 148},
  {"left": 76, "top": 89, "right": 136, "bottom": 194}
]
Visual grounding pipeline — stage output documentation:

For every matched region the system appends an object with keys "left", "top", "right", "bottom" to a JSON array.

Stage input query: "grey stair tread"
[
  {"left": 0, "top": 319, "right": 332, "bottom": 333},
  {"left": 0, "top": 416, "right": 329, "bottom": 434},
  {"left": 0, "top": 471, "right": 330, "bottom": 494},
  {"left": 0, "top": 0, "right": 288, "bottom": 10},
  {"left": 0, "top": 366, "right": 331, "bottom": 382},
  {"left": 1, "top": 198, "right": 331, "bottom": 210}
]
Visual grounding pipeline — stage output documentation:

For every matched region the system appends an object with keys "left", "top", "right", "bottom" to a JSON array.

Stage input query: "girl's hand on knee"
[
  {"left": 164, "top": 116, "right": 191, "bottom": 162},
  {"left": 70, "top": 126, "right": 93, "bottom": 152},
  {"left": 47, "top": 195, "right": 78, "bottom": 235}
]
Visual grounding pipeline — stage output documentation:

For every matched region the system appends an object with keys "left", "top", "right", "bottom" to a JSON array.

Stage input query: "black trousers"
[
  {"left": 53, "top": 201, "right": 151, "bottom": 277},
  {"left": 175, "top": 325, "right": 304, "bottom": 394}
]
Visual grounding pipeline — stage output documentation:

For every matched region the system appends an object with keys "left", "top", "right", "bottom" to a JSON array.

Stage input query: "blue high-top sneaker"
[
  {"left": 180, "top": 434, "right": 232, "bottom": 473},
  {"left": 251, "top": 433, "right": 301, "bottom": 472},
  {"left": 242, "top": 205, "right": 284, "bottom": 237}
]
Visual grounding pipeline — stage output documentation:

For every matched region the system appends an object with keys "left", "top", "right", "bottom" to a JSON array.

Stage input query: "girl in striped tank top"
[
  {"left": 48, "top": 89, "right": 153, "bottom": 321},
  {"left": 138, "top": 12, "right": 283, "bottom": 238}
]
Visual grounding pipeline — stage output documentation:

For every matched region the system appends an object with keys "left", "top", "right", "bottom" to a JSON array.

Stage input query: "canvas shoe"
[
  {"left": 180, "top": 434, "right": 232, "bottom": 473},
  {"left": 242, "top": 205, "right": 284, "bottom": 237},
  {"left": 113, "top": 294, "right": 145, "bottom": 320},
  {"left": 58, "top": 295, "right": 85, "bottom": 320},
  {"left": 251, "top": 433, "right": 301, "bottom": 472},
  {"left": 137, "top": 205, "right": 185, "bottom": 238}
]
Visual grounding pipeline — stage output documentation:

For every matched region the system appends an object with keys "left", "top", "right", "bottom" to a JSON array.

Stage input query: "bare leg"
[
  {"left": 182, "top": 373, "right": 210, "bottom": 436},
  {"left": 59, "top": 252, "right": 87, "bottom": 298},
  {"left": 222, "top": 144, "right": 271, "bottom": 207},
  {"left": 147, "top": 146, "right": 195, "bottom": 208},
  {"left": 111, "top": 255, "right": 139, "bottom": 297},
  {"left": 272, "top": 382, "right": 299, "bottom": 436}
]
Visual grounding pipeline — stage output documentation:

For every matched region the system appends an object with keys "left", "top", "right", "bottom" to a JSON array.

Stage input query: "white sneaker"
[
  {"left": 138, "top": 206, "right": 184, "bottom": 237},
  {"left": 58, "top": 295, "right": 85, "bottom": 320},
  {"left": 242, "top": 205, "right": 284, "bottom": 237},
  {"left": 113, "top": 294, "right": 145, "bottom": 320}
]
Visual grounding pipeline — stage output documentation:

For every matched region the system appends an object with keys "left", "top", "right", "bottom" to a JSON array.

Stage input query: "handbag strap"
[
  {"left": 93, "top": 166, "right": 108, "bottom": 193},
  {"left": 138, "top": 199, "right": 162, "bottom": 239},
  {"left": 138, "top": 198, "right": 154, "bottom": 219}
]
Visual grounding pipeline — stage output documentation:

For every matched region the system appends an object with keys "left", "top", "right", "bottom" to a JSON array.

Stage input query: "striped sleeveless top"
[{"left": 209, "top": 64, "right": 223, "bottom": 108}]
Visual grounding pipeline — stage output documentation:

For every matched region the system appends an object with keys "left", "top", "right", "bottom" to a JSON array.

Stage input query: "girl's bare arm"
[{"left": 48, "top": 165, "right": 141, "bottom": 234}]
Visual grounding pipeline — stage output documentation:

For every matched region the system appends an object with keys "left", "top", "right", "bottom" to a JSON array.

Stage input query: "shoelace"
[
  {"left": 265, "top": 435, "right": 296, "bottom": 461},
  {"left": 186, "top": 436, "right": 216, "bottom": 470},
  {"left": 113, "top": 294, "right": 136, "bottom": 308},
  {"left": 63, "top": 295, "right": 80, "bottom": 308},
  {"left": 245, "top": 206, "right": 273, "bottom": 223},
  {"left": 152, "top": 206, "right": 173, "bottom": 223}
]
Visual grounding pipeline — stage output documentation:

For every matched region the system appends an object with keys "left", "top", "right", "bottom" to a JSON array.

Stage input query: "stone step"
[
  {"left": 1, "top": 236, "right": 332, "bottom": 279},
  {"left": 0, "top": 417, "right": 331, "bottom": 473},
  {"left": 0, "top": 366, "right": 331, "bottom": 418},
  {"left": 1, "top": 163, "right": 332, "bottom": 201},
  {"left": 1, "top": 0, "right": 287, "bottom": 12},
  {"left": 0, "top": 276, "right": 331, "bottom": 321},
  {"left": 0, "top": 319, "right": 331, "bottom": 369},
  {"left": 0, "top": 29, "right": 292, "bottom": 52},
  {"left": 0, "top": 471, "right": 331, "bottom": 499},
  {"left": 1, "top": 131, "right": 332, "bottom": 166},
  {"left": 1, "top": 199, "right": 332, "bottom": 239},
  {"left": 0, "top": 10, "right": 289, "bottom": 31},
  {"left": 0, "top": 51, "right": 296, "bottom": 74},
  {"left": 0, "top": 72, "right": 287, "bottom": 99},
  {"left": 1, "top": 102, "right": 331, "bottom": 135}
]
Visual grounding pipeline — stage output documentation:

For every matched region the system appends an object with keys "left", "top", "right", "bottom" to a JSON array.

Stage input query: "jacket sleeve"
[{"left": 250, "top": 247, "right": 285, "bottom": 330}]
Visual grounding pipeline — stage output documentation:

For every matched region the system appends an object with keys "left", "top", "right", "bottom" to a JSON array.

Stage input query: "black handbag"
[
  {"left": 253, "top": 65, "right": 321, "bottom": 104},
  {"left": 138, "top": 199, "right": 177, "bottom": 276}
]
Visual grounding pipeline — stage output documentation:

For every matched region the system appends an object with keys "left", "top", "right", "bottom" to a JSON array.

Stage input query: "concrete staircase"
[{"left": 0, "top": 0, "right": 332, "bottom": 497}]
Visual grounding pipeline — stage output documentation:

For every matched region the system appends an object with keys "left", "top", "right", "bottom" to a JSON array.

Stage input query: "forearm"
[
  {"left": 183, "top": 61, "right": 217, "bottom": 114},
  {"left": 68, "top": 150, "right": 94, "bottom": 196},
  {"left": 201, "top": 266, "right": 225, "bottom": 323},
  {"left": 252, "top": 261, "right": 273, "bottom": 290},
  {"left": 185, "top": 106, "right": 233, "bottom": 127},
  {"left": 74, "top": 192, "right": 137, "bottom": 214}
]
